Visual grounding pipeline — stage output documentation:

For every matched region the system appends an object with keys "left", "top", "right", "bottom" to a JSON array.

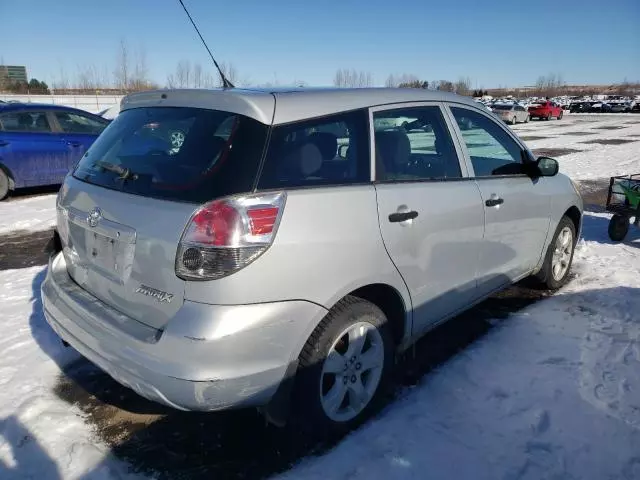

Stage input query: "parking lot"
[{"left": 1, "top": 113, "right": 639, "bottom": 479}]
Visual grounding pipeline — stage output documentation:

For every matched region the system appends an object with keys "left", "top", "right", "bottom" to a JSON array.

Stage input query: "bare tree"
[
  {"left": 218, "top": 61, "right": 239, "bottom": 86},
  {"left": 333, "top": 69, "right": 373, "bottom": 87},
  {"left": 436, "top": 80, "right": 455, "bottom": 92},
  {"left": 385, "top": 74, "right": 397, "bottom": 87},
  {"left": 192, "top": 63, "right": 203, "bottom": 88},
  {"left": 113, "top": 39, "right": 131, "bottom": 91},
  {"left": 52, "top": 62, "right": 70, "bottom": 91},
  {"left": 532, "top": 72, "right": 566, "bottom": 97},
  {"left": 167, "top": 60, "right": 227, "bottom": 89},
  {"left": 454, "top": 77, "right": 472, "bottom": 96},
  {"left": 130, "top": 44, "right": 150, "bottom": 91}
]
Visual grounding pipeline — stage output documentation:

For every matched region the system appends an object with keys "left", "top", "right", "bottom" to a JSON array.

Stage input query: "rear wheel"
[
  {"left": 558, "top": 111, "right": 563, "bottom": 120},
  {"left": 534, "top": 216, "right": 576, "bottom": 289},
  {"left": 525, "top": 115, "right": 530, "bottom": 123},
  {"left": 511, "top": 116, "right": 517, "bottom": 125},
  {"left": 293, "top": 296, "right": 394, "bottom": 436},
  {"left": 608, "top": 214, "right": 630, "bottom": 242},
  {"left": 0, "top": 169, "right": 9, "bottom": 201}
]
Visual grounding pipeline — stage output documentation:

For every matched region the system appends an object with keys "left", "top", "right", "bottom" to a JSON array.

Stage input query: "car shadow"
[
  {"left": 7, "top": 184, "right": 60, "bottom": 201},
  {"left": 581, "top": 210, "right": 639, "bottom": 247},
  {"left": 0, "top": 415, "right": 62, "bottom": 480},
  {"left": 28, "top": 267, "right": 79, "bottom": 373}
]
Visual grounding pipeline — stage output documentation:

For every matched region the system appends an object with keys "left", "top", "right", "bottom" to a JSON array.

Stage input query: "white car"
[{"left": 98, "top": 103, "right": 120, "bottom": 120}]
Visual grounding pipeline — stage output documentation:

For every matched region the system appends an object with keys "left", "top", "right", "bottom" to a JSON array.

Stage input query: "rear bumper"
[{"left": 41, "top": 252, "right": 327, "bottom": 411}]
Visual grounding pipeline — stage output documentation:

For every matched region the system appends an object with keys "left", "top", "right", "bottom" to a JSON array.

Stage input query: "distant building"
[{"left": 0, "top": 65, "right": 28, "bottom": 85}]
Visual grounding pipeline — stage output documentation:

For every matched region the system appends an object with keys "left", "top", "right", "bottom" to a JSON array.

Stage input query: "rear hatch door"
[{"left": 57, "top": 104, "right": 270, "bottom": 330}]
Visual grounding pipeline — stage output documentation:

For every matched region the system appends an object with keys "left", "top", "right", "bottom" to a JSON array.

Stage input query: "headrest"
[
  {"left": 17, "top": 113, "right": 32, "bottom": 127},
  {"left": 308, "top": 132, "right": 338, "bottom": 161},
  {"left": 375, "top": 130, "right": 410, "bottom": 167},
  {"left": 283, "top": 141, "right": 323, "bottom": 177}
]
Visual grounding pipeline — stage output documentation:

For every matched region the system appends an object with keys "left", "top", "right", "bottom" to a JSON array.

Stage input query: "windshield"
[
  {"left": 491, "top": 105, "right": 513, "bottom": 111},
  {"left": 73, "top": 107, "right": 268, "bottom": 203}
]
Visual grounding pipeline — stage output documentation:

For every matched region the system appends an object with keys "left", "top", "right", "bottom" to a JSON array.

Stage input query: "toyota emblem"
[{"left": 87, "top": 207, "right": 102, "bottom": 228}]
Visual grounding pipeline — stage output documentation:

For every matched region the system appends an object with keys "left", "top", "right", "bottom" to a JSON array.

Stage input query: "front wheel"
[
  {"left": 0, "top": 169, "right": 9, "bottom": 201},
  {"left": 534, "top": 216, "right": 576, "bottom": 289},
  {"left": 558, "top": 111, "right": 563, "bottom": 120},
  {"left": 511, "top": 116, "right": 517, "bottom": 125},
  {"left": 525, "top": 115, "right": 530, "bottom": 123},
  {"left": 608, "top": 214, "right": 630, "bottom": 242},
  {"left": 292, "top": 296, "right": 394, "bottom": 436}
]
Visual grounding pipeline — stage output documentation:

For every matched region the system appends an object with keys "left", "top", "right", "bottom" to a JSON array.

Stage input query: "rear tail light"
[{"left": 175, "top": 192, "right": 286, "bottom": 281}]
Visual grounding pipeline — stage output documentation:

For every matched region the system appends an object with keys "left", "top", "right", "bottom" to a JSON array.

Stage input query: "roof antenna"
[{"left": 177, "top": 0, "right": 234, "bottom": 88}]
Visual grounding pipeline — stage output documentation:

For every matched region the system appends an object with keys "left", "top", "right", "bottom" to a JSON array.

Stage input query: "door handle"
[
  {"left": 0, "top": 140, "right": 9, "bottom": 147},
  {"left": 389, "top": 211, "right": 419, "bottom": 223},
  {"left": 485, "top": 198, "right": 504, "bottom": 207},
  {"left": 67, "top": 141, "right": 81, "bottom": 147}
]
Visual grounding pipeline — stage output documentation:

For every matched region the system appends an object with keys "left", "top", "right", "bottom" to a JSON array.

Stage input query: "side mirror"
[{"left": 536, "top": 156, "right": 559, "bottom": 177}]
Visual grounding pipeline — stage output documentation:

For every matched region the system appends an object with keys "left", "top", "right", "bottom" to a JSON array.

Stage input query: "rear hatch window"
[{"left": 73, "top": 107, "right": 268, "bottom": 203}]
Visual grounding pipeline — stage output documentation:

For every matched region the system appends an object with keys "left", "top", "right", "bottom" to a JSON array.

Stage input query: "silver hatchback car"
[{"left": 42, "top": 88, "right": 582, "bottom": 432}]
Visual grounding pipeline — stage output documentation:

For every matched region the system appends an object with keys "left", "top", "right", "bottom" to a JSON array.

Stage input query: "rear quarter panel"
[{"left": 185, "top": 185, "right": 413, "bottom": 345}]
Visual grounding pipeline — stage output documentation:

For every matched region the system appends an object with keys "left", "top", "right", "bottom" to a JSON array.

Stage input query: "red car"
[{"left": 528, "top": 101, "right": 563, "bottom": 120}]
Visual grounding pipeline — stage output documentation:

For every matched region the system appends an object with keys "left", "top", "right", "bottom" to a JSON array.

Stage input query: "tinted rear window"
[
  {"left": 491, "top": 105, "right": 513, "bottom": 110},
  {"left": 73, "top": 107, "right": 268, "bottom": 203}
]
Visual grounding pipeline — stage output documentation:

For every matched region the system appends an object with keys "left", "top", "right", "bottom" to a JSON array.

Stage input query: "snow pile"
[
  {"left": 0, "top": 195, "right": 57, "bottom": 234},
  {"left": 280, "top": 212, "right": 640, "bottom": 480},
  {"left": 0, "top": 266, "right": 137, "bottom": 479}
]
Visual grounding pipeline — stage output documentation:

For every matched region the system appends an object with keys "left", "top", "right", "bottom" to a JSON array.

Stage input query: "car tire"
[
  {"left": 511, "top": 116, "right": 517, "bottom": 125},
  {"left": 558, "top": 111, "right": 563, "bottom": 120},
  {"left": 534, "top": 216, "right": 577, "bottom": 289},
  {"left": 0, "top": 169, "right": 9, "bottom": 201},
  {"left": 546, "top": 113, "right": 552, "bottom": 121},
  {"left": 292, "top": 295, "right": 394, "bottom": 437},
  {"left": 608, "top": 214, "right": 630, "bottom": 242},
  {"left": 400, "top": 121, "right": 409, "bottom": 132},
  {"left": 525, "top": 115, "right": 530, "bottom": 123}
]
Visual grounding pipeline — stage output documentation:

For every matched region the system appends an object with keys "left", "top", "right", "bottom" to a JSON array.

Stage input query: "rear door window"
[
  {"left": 54, "top": 111, "right": 108, "bottom": 134},
  {"left": 257, "top": 110, "right": 370, "bottom": 189},
  {"left": 0, "top": 111, "right": 52, "bottom": 132},
  {"left": 373, "top": 106, "right": 462, "bottom": 181},
  {"left": 73, "top": 107, "right": 268, "bottom": 203}
]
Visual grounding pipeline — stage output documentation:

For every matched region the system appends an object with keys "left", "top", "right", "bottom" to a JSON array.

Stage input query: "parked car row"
[{"left": 569, "top": 100, "right": 638, "bottom": 113}]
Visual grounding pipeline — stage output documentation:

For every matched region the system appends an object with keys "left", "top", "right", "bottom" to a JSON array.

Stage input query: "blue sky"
[{"left": 1, "top": 0, "right": 639, "bottom": 88}]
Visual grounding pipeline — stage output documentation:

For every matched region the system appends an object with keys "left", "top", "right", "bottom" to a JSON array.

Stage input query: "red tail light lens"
[
  {"left": 247, "top": 207, "right": 279, "bottom": 235},
  {"left": 176, "top": 192, "right": 286, "bottom": 280},
  {"left": 189, "top": 201, "right": 241, "bottom": 246}
]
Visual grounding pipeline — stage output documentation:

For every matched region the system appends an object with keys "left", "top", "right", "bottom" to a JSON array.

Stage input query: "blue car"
[{"left": 0, "top": 103, "right": 109, "bottom": 200}]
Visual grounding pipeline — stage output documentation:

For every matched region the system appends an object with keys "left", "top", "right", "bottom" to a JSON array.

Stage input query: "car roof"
[
  {"left": 121, "top": 87, "right": 479, "bottom": 125},
  {"left": 0, "top": 102, "right": 97, "bottom": 115}
]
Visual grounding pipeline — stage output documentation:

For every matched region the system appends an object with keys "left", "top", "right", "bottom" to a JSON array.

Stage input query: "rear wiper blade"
[{"left": 94, "top": 160, "right": 138, "bottom": 181}]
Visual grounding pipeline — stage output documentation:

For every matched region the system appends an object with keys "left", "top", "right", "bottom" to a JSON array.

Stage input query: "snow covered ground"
[
  {"left": 0, "top": 114, "right": 639, "bottom": 479},
  {"left": 0, "top": 266, "right": 138, "bottom": 479},
  {"left": 512, "top": 116, "right": 640, "bottom": 181},
  {"left": 0, "top": 194, "right": 57, "bottom": 235}
]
